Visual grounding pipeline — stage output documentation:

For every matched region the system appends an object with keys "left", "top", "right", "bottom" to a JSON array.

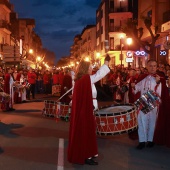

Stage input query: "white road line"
[{"left": 57, "top": 138, "right": 64, "bottom": 170}]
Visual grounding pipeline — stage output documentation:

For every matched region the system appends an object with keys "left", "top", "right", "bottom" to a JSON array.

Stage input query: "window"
[
  {"left": 101, "top": 10, "right": 103, "bottom": 18},
  {"left": 110, "top": 0, "right": 114, "bottom": 12},
  {"left": 110, "top": 19, "right": 114, "bottom": 31},
  {"left": 110, "top": 37, "right": 114, "bottom": 50},
  {"left": 101, "top": 26, "right": 103, "bottom": 34}
]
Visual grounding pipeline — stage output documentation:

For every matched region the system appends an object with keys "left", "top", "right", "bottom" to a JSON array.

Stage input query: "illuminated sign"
[
  {"left": 135, "top": 51, "right": 146, "bottom": 56},
  {"left": 126, "top": 51, "right": 133, "bottom": 58},
  {"left": 126, "top": 58, "right": 133, "bottom": 63},
  {"left": 160, "top": 50, "right": 167, "bottom": 56}
]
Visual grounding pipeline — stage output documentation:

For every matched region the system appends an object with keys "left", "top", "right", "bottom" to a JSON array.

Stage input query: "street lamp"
[
  {"left": 120, "top": 36, "right": 123, "bottom": 68},
  {"left": 29, "top": 49, "right": 33, "bottom": 54},
  {"left": 84, "top": 57, "right": 90, "bottom": 62},
  {"left": 126, "top": 38, "right": 132, "bottom": 68}
]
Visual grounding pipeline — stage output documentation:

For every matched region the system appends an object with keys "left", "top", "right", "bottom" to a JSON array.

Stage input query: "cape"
[
  {"left": 154, "top": 73, "right": 170, "bottom": 147},
  {"left": 135, "top": 73, "right": 170, "bottom": 147},
  {"left": 67, "top": 74, "right": 98, "bottom": 164}
]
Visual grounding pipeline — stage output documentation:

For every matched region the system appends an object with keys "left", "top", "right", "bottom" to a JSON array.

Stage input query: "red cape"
[
  {"left": 154, "top": 74, "right": 170, "bottom": 147},
  {"left": 67, "top": 74, "right": 98, "bottom": 164},
  {"left": 135, "top": 73, "right": 170, "bottom": 147}
]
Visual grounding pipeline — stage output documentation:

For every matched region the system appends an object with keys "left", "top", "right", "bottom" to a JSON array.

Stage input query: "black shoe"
[
  {"left": 146, "top": 141, "right": 155, "bottom": 148},
  {"left": 136, "top": 142, "right": 145, "bottom": 150},
  {"left": 8, "top": 108, "right": 15, "bottom": 111},
  {"left": 85, "top": 158, "right": 98, "bottom": 165}
]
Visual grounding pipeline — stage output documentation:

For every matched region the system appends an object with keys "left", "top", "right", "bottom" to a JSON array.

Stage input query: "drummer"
[
  {"left": 67, "top": 54, "right": 111, "bottom": 165},
  {"left": 131, "top": 59, "right": 162, "bottom": 149}
]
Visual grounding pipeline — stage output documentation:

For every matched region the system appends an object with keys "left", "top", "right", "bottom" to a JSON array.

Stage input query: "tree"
[{"left": 122, "top": 17, "right": 160, "bottom": 59}]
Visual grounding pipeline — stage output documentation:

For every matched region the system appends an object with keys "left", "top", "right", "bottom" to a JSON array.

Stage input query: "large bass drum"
[{"left": 95, "top": 104, "right": 137, "bottom": 136}]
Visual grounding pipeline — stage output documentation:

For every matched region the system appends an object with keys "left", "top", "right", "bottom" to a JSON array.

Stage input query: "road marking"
[{"left": 57, "top": 138, "right": 64, "bottom": 170}]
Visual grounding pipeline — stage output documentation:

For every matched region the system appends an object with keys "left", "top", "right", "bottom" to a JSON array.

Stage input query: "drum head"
[{"left": 96, "top": 105, "right": 134, "bottom": 116}]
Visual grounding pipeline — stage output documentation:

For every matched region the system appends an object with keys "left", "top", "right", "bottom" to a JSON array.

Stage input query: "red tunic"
[{"left": 67, "top": 74, "right": 98, "bottom": 164}]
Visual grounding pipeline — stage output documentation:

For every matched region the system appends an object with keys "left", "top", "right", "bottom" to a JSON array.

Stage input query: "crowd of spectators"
[{"left": 0, "top": 62, "right": 170, "bottom": 106}]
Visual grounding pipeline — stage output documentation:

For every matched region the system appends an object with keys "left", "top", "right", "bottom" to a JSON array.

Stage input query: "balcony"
[
  {"left": 109, "top": 11, "right": 133, "bottom": 19},
  {"left": 0, "top": 0, "right": 12, "bottom": 10},
  {"left": 0, "top": 19, "right": 11, "bottom": 32},
  {"left": 109, "top": 26, "right": 121, "bottom": 32},
  {"left": 109, "top": 7, "right": 128, "bottom": 13}
]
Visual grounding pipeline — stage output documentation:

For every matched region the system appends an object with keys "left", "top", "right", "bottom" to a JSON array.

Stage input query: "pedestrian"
[
  {"left": 43, "top": 70, "right": 51, "bottom": 95},
  {"left": 67, "top": 54, "right": 111, "bottom": 165},
  {"left": 27, "top": 68, "right": 37, "bottom": 99},
  {"left": 60, "top": 69, "right": 72, "bottom": 104},
  {"left": 131, "top": 59, "right": 168, "bottom": 149},
  {"left": 1, "top": 68, "right": 15, "bottom": 111}
]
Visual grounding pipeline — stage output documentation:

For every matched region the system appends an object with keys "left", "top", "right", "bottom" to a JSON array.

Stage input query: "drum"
[
  {"left": 0, "top": 92, "right": 10, "bottom": 103},
  {"left": 42, "top": 100, "right": 70, "bottom": 121},
  {"left": 134, "top": 90, "right": 160, "bottom": 114},
  {"left": 95, "top": 104, "right": 137, "bottom": 136},
  {"left": 42, "top": 100, "right": 58, "bottom": 117},
  {"left": 56, "top": 102, "right": 70, "bottom": 121},
  {"left": 25, "top": 82, "right": 31, "bottom": 89}
]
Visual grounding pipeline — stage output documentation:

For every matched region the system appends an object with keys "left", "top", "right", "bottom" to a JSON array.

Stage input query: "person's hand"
[
  {"left": 131, "top": 83, "right": 135, "bottom": 88},
  {"left": 104, "top": 54, "right": 111, "bottom": 62}
]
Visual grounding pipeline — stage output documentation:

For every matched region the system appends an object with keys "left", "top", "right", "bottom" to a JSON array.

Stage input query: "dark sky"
[{"left": 10, "top": 0, "right": 101, "bottom": 62}]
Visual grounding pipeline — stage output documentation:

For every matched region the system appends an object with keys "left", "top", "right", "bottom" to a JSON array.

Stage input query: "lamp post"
[
  {"left": 126, "top": 38, "right": 132, "bottom": 68},
  {"left": 120, "top": 37, "right": 123, "bottom": 68}
]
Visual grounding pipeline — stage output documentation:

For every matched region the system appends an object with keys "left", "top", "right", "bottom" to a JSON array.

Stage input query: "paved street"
[{"left": 0, "top": 94, "right": 170, "bottom": 170}]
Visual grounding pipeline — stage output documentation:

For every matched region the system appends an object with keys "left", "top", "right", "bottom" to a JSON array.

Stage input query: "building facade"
[
  {"left": 96, "top": 0, "right": 138, "bottom": 68},
  {"left": 137, "top": 0, "right": 170, "bottom": 66}
]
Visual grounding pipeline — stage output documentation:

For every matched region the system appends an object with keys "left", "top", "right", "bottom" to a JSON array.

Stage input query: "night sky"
[{"left": 10, "top": 0, "right": 101, "bottom": 62}]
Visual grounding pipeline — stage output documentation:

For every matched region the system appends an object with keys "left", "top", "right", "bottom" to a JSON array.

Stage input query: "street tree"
[{"left": 122, "top": 16, "right": 160, "bottom": 60}]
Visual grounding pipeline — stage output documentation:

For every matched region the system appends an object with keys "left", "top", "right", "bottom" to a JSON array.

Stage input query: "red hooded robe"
[{"left": 67, "top": 74, "right": 98, "bottom": 164}]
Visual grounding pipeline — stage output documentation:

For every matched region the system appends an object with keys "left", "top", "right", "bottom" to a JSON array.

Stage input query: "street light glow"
[
  {"left": 29, "top": 49, "right": 33, "bottom": 54},
  {"left": 84, "top": 57, "right": 90, "bottom": 61},
  {"left": 127, "top": 38, "right": 132, "bottom": 45},
  {"left": 37, "top": 56, "right": 41, "bottom": 61},
  {"left": 96, "top": 52, "right": 100, "bottom": 58}
]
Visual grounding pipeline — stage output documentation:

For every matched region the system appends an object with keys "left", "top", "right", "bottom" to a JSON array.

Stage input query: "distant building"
[
  {"left": 96, "top": 0, "right": 138, "bottom": 68},
  {"left": 0, "top": 0, "right": 12, "bottom": 65},
  {"left": 138, "top": 0, "right": 170, "bottom": 65}
]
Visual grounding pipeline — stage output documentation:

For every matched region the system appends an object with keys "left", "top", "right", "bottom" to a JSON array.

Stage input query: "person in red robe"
[
  {"left": 68, "top": 55, "right": 111, "bottom": 165},
  {"left": 27, "top": 68, "right": 37, "bottom": 99},
  {"left": 60, "top": 69, "right": 72, "bottom": 104}
]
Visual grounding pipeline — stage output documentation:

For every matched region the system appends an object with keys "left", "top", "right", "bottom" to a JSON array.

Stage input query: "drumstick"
[{"left": 56, "top": 87, "right": 73, "bottom": 102}]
